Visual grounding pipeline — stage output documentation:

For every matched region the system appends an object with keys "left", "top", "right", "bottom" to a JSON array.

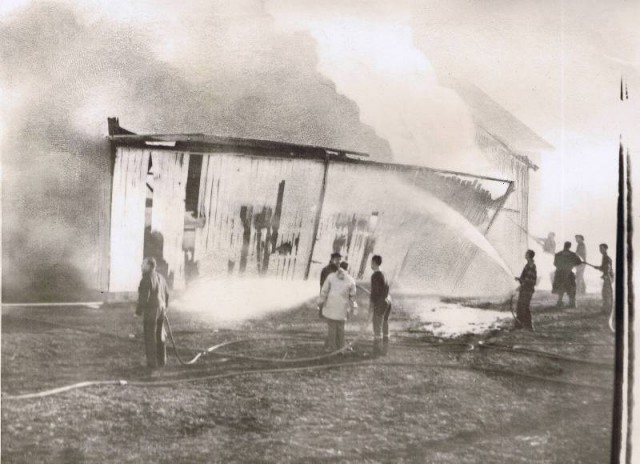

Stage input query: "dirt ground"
[{"left": 1, "top": 291, "right": 614, "bottom": 463}]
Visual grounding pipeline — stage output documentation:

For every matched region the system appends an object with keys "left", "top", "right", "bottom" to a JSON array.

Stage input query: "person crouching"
[
  {"left": 318, "top": 264, "right": 358, "bottom": 352},
  {"left": 136, "top": 257, "right": 170, "bottom": 369}
]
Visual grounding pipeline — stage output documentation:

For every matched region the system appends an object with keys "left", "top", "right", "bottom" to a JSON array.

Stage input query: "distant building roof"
[{"left": 444, "top": 78, "right": 554, "bottom": 154}]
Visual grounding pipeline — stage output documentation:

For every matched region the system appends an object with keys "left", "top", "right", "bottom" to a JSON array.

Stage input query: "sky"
[
  {"left": 1, "top": 0, "right": 639, "bottom": 294},
  {"left": 269, "top": 0, "right": 640, "bottom": 255}
]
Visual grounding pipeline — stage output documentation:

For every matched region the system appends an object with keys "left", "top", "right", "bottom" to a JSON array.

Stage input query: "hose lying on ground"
[
  {"left": 2, "top": 312, "right": 612, "bottom": 400},
  {"left": 3, "top": 358, "right": 610, "bottom": 400},
  {"left": 163, "top": 313, "right": 369, "bottom": 365},
  {"left": 477, "top": 341, "right": 613, "bottom": 368}
]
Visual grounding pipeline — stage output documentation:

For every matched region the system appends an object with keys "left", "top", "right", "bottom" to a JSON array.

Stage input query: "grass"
[{"left": 2, "top": 292, "right": 614, "bottom": 463}]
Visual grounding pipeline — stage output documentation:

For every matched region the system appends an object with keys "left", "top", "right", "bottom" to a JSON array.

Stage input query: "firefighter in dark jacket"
[
  {"left": 318, "top": 252, "right": 341, "bottom": 319},
  {"left": 136, "top": 257, "right": 170, "bottom": 369},
  {"left": 552, "top": 241, "right": 583, "bottom": 308},
  {"left": 320, "top": 252, "right": 341, "bottom": 288},
  {"left": 515, "top": 250, "right": 537, "bottom": 330},
  {"left": 370, "top": 255, "right": 391, "bottom": 355}
]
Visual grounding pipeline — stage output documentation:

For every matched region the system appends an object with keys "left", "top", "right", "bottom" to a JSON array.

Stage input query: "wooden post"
[
  {"left": 103, "top": 118, "right": 120, "bottom": 293},
  {"left": 484, "top": 180, "right": 515, "bottom": 235},
  {"left": 305, "top": 156, "right": 330, "bottom": 279}
]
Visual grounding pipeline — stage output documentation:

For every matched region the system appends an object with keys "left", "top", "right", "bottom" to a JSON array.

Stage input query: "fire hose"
[
  {"left": 2, "top": 312, "right": 612, "bottom": 400},
  {"left": 505, "top": 216, "right": 615, "bottom": 333},
  {"left": 163, "top": 312, "right": 364, "bottom": 365},
  {"left": 3, "top": 358, "right": 609, "bottom": 400}
]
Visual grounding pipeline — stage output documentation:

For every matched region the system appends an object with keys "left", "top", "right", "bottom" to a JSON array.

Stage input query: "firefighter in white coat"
[{"left": 318, "top": 266, "right": 358, "bottom": 351}]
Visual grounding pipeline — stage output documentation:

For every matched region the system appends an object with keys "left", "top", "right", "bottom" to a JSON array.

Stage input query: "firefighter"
[
  {"left": 320, "top": 252, "right": 341, "bottom": 288},
  {"left": 318, "top": 252, "right": 341, "bottom": 319},
  {"left": 534, "top": 232, "right": 556, "bottom": 286},
  {"left": 552, "top": 242, "right": 583, "bottom": 308},
  {"left": 136, "top": 257, "right": 170, "bottom": 369},
  {"left": 318, "top": 264, "right": 357, "bottom": 352},
  {"left": 594, "top": 243, "right": 614, "bottom": 313},
  {"left": 575, "top": 235, "right": 587, "bottom": 295},
  {"left": 369, "top": 255, "right": 391, "bottom": 355},
  {"left": 515, "top": 250, "right": 537, "bottom": 330}
]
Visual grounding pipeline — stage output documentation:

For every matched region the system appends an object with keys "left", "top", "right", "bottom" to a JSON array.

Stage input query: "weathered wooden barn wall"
[
  {"left": 308, "top": 162, "right": 511, "bottom": 291},
  {"left": 109, "top": 147, "right": 150, "bottom": 292},
  {"left": 308, "top": 162, "right": 414, "bottom": 284},
  {"left": 106, "top": 144, "right": 512, "bottom": 294},
  {"left": 84, "top": 139, "right": 113, "bottom": 293},
  {"left": 150, "top": 151, "right": 190, "bottom": 290},
  {"left": 194, "top": 153, "right": 325, "bottom": 280},
  {"left": 477, "top": 128, "right": 531, "bottom": 273}
]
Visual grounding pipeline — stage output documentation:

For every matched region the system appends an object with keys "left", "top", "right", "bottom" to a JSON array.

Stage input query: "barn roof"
[
  {"left": 444, "top": 78, "right": 554, "bottom": 154},
  {"left": 107, "top": 117, "right": 513, "bottom": 184}
]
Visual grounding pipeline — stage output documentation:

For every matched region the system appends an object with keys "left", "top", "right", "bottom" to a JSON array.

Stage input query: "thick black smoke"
[{"left": 0, "top": 3, "right": 391, "bottom": 301}]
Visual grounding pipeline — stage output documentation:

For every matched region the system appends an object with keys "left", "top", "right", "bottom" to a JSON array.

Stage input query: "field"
[{"left": 1, "top": 291, "right": 614, "bottom": 463}]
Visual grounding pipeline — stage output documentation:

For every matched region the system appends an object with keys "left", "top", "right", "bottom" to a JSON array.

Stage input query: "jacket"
[
  {"left": 136, "top": 270, "right": 170, "bottom": 317},
  {"left": 554, "top": 250, "right": 582, "bottom": 271},
  {"left": 318, "top": 269, "right": 357, "bottom": 321},
  {"left": 320, "top": 263, "right": 339, "bottom": 289},
  {"left": 518, "top": 262, "right": 537, "bottom": 293},
  {"left": 597, "top": 255, "right": 614, "bottom": 280},
  {"left": 370, "top": 270, "right": 390, "bottom": 312}
]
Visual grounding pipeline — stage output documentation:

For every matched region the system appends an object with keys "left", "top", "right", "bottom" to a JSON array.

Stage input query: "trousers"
[
  {"left": 554, "top": 271, "right": 576, "bottom": 307},
  {"left": 326, "top": 319, "right": 345, "bottom": 351},
  {"left": 576, "top": 264, "right": 586, "bottom": 295},
  {"left": 602, "top": 277, "right": 613, "bottom": 313},
  {"left": 143, "top": 309, "right": 167, "bottom": 368},
  {"left": 515, "top": 290, "right": 534, "bottom": 330},
  {"left": 372, "top": 303, "right": 392, "bottom": 339}
]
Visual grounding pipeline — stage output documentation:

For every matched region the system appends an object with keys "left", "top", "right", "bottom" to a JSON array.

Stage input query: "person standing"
[
  {"left": 136, "top": 257, "right": 170, "bottom": 369},
  {"left": 515, "top": 250, "right": 537, "bottom": 330},
  {"left": 535, "top": 232, "right": 556, "bottom": 286},
  {"left": 575, "top": 235, "right": 587, "bottom": 295},
  {"left": 370, "top": 255, "right": 391, "bottom": 355},
  {"left": 553, "top": 242, "right": 583, "bottom": 308},
  {"left": 594, "top": 243, "right": 614, "bottom": 313},
  {"left": 318, "top": 265, "right": 357, "bottom": 352},
  {"left": 320, "top": 252, "right": 341, "bottom": 288},
  {"left": 318, "top": 252, "right": 341, "bottom": 319},
  {"left": 537, "top": 232, "right": 557, "bottom": 255}
]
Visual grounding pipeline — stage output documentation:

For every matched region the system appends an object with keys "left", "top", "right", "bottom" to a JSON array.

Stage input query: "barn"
[{"left": 91, "top": 101, "right": 549, "bottom": 300}]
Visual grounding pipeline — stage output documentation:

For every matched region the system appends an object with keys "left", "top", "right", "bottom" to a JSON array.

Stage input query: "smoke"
[
  {"left": 269, "top": 5, "right": 496, "bottom": 175},
  {"left": 0, "top": 2, "right": 392, "bottom": 300}
]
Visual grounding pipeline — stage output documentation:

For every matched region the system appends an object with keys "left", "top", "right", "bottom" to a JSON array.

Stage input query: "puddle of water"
[{"left": 402, "top": 297, "right": 511, "bottom": 338}]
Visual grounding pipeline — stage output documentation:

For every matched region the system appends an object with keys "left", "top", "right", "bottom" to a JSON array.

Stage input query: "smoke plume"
[
  {"left": 269, "top": 4, "right": 495, "bottom": 175},
  {"left": 0, "top": 2, "right": 392, "bottom": 300}
]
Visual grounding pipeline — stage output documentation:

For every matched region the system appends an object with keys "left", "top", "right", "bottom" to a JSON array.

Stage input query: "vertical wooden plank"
[{"left": 109, "top": 147, "right": 149, "bottom": 292}]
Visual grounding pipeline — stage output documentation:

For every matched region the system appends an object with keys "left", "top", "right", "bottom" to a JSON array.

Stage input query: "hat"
[{"left": 331, "top": 252, "right": 342, "bottom": 259}]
